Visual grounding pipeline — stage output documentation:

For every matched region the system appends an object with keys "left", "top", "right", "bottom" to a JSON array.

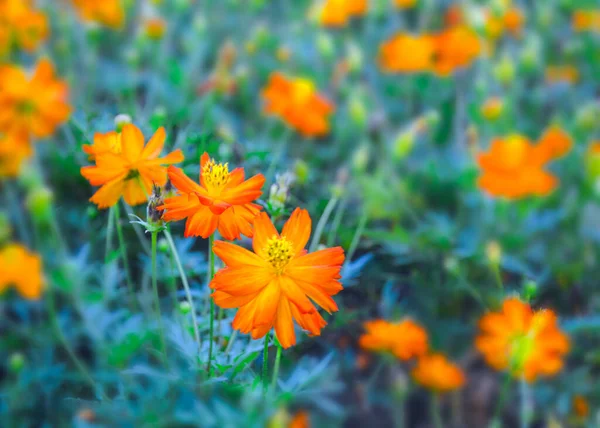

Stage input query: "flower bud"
[
  {"left": 393, "top": 130, "right": 415, "bottom": 160},
  {"left": 147, "top": 185, "right": 165, "bottom": 226},
  {"left": 485, "top": 240, "right": 502, "bottom": 266},
  {"left": 26, "top": 187, "right": 53, "bottom": 224},
  {"left": 349, "top": 94, "right": 367, "bottom": 129},
  {"left": 480, "top": 97, "right": 504, "bottom": 121},
  {"left": 444, "top": 256, "right": 460, "bottom": 276},
  {"left": 158, "top": 237, "right": 169, "bottom": 253},
  {"left": 144, "top": 17, "right": 167, "bottom": 41},
  {"left": 493, "top": 55, "right": 515, "bottom": 86},
  {"left": 114, "top": 114, "right": 132, "bottom": 132},
  {"left": 346, "top": 41, "right": 363, "bottom": 73},
  {"left": 268, "top": 172, "right": 295, "bottom": 213},
  {"left": 523, "top": 279, "right": 537, "bottom": 301},
  {"left": 267, "top": 408, "right": 290, "bottom": 428},
  {"left": 179, "top": 301, "right": 192, "bottom": 315},
  {"left": 8, "top": 352, "right": 25, "bottom": 373},
  {"left": 294, "top": 159, "right": 309, "bottom": 184},
  {"left": 352, "top": 145, "right": 369, "bottom": 172},
  {"left": 151, "top": 105, "right": 168, "bottom": 128},
  {"left": 575, "top": 103, "right": 599, "bottom": 132}
]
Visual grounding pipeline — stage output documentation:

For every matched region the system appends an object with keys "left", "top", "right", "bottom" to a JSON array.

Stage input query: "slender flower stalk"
[
  {"left": 262, "top": 335, "right": 269, "bottom": 392},
  {"left": 431, "top": 393, "right": 443, "bottom": 428},
  {"left": 271, "top": 340, "right": 282, "bottom": 390},
  {"left": 114, "top": 203, "right": 136, "bottom": 310},
  {"left": 151, "top": 230, "right": 167, "bottom": 360},
  {"left": 309, "top": 197, "right": 338, "bottom": 252},
  {"left": 164, "top": 230, "right": 202, "bottom": 358},
  {"left": 207, "top": 233, "right": 216, "bottom": 376}
]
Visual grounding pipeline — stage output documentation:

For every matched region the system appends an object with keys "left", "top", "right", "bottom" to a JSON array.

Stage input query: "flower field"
[{"left": 1, "top": 0, "right": 599, "bottom": 426}]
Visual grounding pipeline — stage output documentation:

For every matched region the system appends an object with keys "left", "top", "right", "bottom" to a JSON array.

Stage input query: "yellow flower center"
[
  {"left": 292, "top": 78, "right": 315, "bottom": 104},
  {"left": 17, "top": 100, "right": 36, "bottom": 116},
  {"left": 202, "top": 159, "right": 231, "bottom": 189},
  {"left": 265, "top": 235, "right": 294, "bottom": 272},
  {"left": 509, "top": 333, "right": 534, "bottom": 373},
  {"left": 109, "top": 133, "right": 123, "bottom": 154}
]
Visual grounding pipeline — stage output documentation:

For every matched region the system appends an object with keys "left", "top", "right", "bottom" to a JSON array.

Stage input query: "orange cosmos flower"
[
  {"left": 71, "top": 0, "right": 125, "bottom": 29},
  {"left": 480, "top": 97, "right": 504, "bottom": 121},
  {"left": 0, "top": 59, "right": 70, "bottom": 139},
  {"left": 80, "top": 124, "right": 184, "bottom": 209},
  {"left": 0, "top": 0, "right": 49, "bottom": 55},
  {"left": 262, "top": 72, "right": 335, "bottom": 137},
  {"left": 477, "top": 128, "right": 572, "bottom": 199},
  {"left": 210, "top": 208, "right": 345, "bottom": 348},
  {"left": 411, "top": 353, "right": 465, "bottom": 392},
  {"left": 503, "top": 7, "right": 525, "bottom": 37},
  {"left": 0, "top": 132, "right": 31, "bottom": 178},
  {"left": 572, "top": 395, "right": 590, "bottom": 419},
  {"left": 159, "top": 152, "right": 265, "bottom": 240},
  {"left": 378, "top": 33, "right": 437, "bottom": 73},
  {"left": 475, "top": 297, "right": 569, "bottom": 382},
  {"left": 289, "top": 411, "right": 310, "bottom": 428},
  {"left": 319, "top": 0, "right": 367, "bottom": 28},
  {"left": 359, "top": 319, "right": 428, "bottom": 360},
  {"left": 546, "top": 65, "right": 579, "bottom": 84},
  {"left": 144, "top": 17, "right": 166, "bottom": 40},
  {"left": 432, "top": 26, "right": 481, "bottom": 76},
  {"left": 0, "top": 243, "right": 44, "bottom": 299},
  {"left": 572, "top": 10, "right": 600, "bottom": 32}
]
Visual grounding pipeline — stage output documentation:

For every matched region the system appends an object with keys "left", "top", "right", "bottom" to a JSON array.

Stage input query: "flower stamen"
[
  {"left": 265, "top": 235, "right": 294, "bottom": 272},
  {"left": 202, "top": 159, "right": 231, "bottom": 189}
]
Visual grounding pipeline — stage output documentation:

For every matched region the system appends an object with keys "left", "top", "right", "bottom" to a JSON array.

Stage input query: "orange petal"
[
  {"left": 252, "top": 212, "right": 279, "bottom": 258},
  {"left": 121, "top": 124, "right": 145, "bottom": 163},
  {"left": 141, "top": 126, "right": 166, "bottom": 159},
  {"left": 210, "top": 266, "right": 272, "bottom": 295},
  {"left": 281, "top": 208, "right": 311, "bottom": 254},
  {"left": 275, "top": 298, "right": 296, "bottom": 348},
  {"left": 184, "top": 205, "right": 219, "bottom": 238},
  {"left": 213, "top": 240, "right": 267, "bottom": 267},
  {"left": 279, "top": 275, "right": 316, "bottom": 314}
]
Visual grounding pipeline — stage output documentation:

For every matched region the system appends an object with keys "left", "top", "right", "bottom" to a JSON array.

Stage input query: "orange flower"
[
  {"left": 477, "top": 128, "right": 572, "bottom": 199},
  {"left": 210, "top": 208, "right": 345, "bottom": 348},
  {"left": 0, "top": 0, "right": 49, "bottom": 55},
  {"left": 0, "top": 243, "right": 44, "bottom": 299},
  {"left": 572, "top": 395, "right": 590, "bottom": 419},
  {"left": 0, "top": 132, "right": 31, "bottom": 178},
  {"left": 572, "top": 10, "right": 600, "bottom": 32},
  {"left": 262, "top": 72, "right": 335, "bottom": 137},
  {"left": 480, "top": 97, "right": 504, "bottom": 121},
  {"left": 394, "top": 0, "right": 417, "bottom": 9},
  {"left": 546, "top": 65, "right": 579, "bottom": 84},
  {"left": 359, "top": 319, "right": 428, "bottom": 360},
  {"left": 432, "top": 26, "right": 481, "bottom": 76},
  {"left": 80, "top": 124, "right": 184, "bottom": 209},
  {"left": 319, "top": 0, "right": 367, "bottom": 28},
  {"left": 82, "top": 131, "right": 123, "bottom": 160},
  {"left": 503, "top": 7, "right": 525, "bottom": 37},
  {"left": 475, "top": 297, "right": 570, "bottom": 382},
  {"left": 411, "top": 353, "right": 465, "bottom": 392},
  {"left": 71, "top": 0, "right": 125, "bottom": 29},
  {"left": 378, "top": 33, "right": 437, "bottom": 73},
  {"left": 144, "top": 17, "right": 166, "bottom": 40},
  {"left": 289, "top": 411, "right": 310, "bottom": 428},
  {"left": 0, "top": 59, "right": 70, "bottom": 139},
  {"left": 159, "top": 152, "right": 265, "bottom": 240}
]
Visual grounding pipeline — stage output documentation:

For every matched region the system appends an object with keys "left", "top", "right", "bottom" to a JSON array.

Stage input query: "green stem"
[
  {"left": 104, "top": 206, "right": 115, "bottom": 303},
  {"left": 262, "top": 335, "right": 269, "bottom": 392},
  {"left": 47, "top": 289, "right": 103, "bottom": 398},
  {"left": 309, "top": 197, "right": 338, "bottom": 252},
  {"left": 123, "top": 202, "right": 151, "bottom": 256},
  {"left": 114, "top": 203, "right": 136, "bottom": 311},
  {"left": 344, "top": 211, "right": 368, "bottom": 270},
  {"left": 492, "top": 264, "right": 503, "bottom": 290},
  {"left": 270, "top": 340, "right": 282, "bottom": 391},
  {"left": 492, "top": 374, "right": 511, "bottom": 422},
  {"left": 431, "top": 393, "right": 443, "bottom": 428},
  {"left": 327, "top": 196, "right": 348, "bottom": 247},
  {"left": 151, "top": 231, "right": 167, "bottom": 360},
  {"left": 164, "top": 230, "right": 202, "bottom": 359},
  {"left": 207, "top": 233, "right": 215, "bottom": 376},
  {"left": 520, "top": 376, "right": 530, "bottom": 428}
]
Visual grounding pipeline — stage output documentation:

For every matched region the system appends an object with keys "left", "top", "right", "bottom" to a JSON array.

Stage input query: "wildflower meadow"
[{"left": 1, "top": 0, "right": 600, "bottom": 426}]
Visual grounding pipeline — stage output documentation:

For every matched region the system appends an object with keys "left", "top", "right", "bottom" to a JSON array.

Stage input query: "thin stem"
[
  {"left": 123, "top": 202, "right": 151, "bottom": 256},
  {"left": 520, "top": 376, "right": 530, "bottom": 428},
  {"left": 164, "top": 230, "right": 202, "bottom": 359},
  {"left": 262, "top": 335, "right": 269, "bottom": 393},
  {"left": 114, "top": 203, "right": 136, "bottom": 311},
  {"left": 309, "top": 197, "right": 338, "bottom": 252},
  {"left": 224, "top": 330, "right": 238, "bottom": 355},
  {"left": 47, "top": 289, "right": 103, "bottom": 398},
  {"left": 431, "top": 393, "right": 443, "bottom": 428},
  {"left": 270, "top": 340, "right": 282, "bottom": 391},
  {"left": 104, "top": 206, "right": 115, "bottom": 303},
  {"left": 207, "top": 233, "right": 215, "bottom": 376},
  {"left": 327, "top": 196, "right": 348, "bottom": 247},
  {"left": 151, "top": 231, "right": 167, "bottom": 360},
  {"left": 492, "top": 264, "right": 503, "bottom": 290},
  {"left": 492, "top": 373, "right": 512, "bottom": 422},
  {"left": 344, "top": 211, "right": 368, "bottom": 270}
]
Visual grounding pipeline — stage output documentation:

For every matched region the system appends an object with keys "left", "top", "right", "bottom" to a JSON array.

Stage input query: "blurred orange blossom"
[
  {"left": 0, "top": 59, "right": 70, "bottom": 139},
  {"left": 0, "top": 132, "right": 30, "bottom": 178},
  {"left": 0, "top": 0, "right": 48, "bottom": 55},
  {"left": 476, "top": 297, "right": 569, "bottom": 382},
  {"left": 159, "top": 152, "right": 265, "bottom": 240},
  {"left": 319, "top": 0, "right": 367, "bottom": 28},
  {"left": 359, "top": 319, "right": 428, "bottom": 360},
  {"left": 210, "top": 208, "right": 345, "bottom": 348},
  {"left": 71, "top": 0, "right": 125, "bottom": 29},
  {"left": 477, "top": 126, "right": 572, "bottom": 199},
  {"left": 80, "top": 124, "right": 184, "bottom": 209},
  {"left": 411, "top": 353, "right": 466, "bottom": 392},
  {"left": 262, "top": 72, "right": 335, "bottom": 137},
  {"left": 0, "top": 243, "right": 44, "bottom": 300}
]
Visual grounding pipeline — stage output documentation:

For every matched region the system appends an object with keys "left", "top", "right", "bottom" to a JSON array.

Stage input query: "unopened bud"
[
  {"left": 147, "top": 185, "right": 165, "bottom": 226},
  {"left": 8, "top": 352, "right": 25, "bottom": 373},
  {"left": 480, "top": 97, "right": 504, "bottom": 121},
  {"left": 575, "top": 103, "right": 599, "bottom": 132},
  {"left": 393, "top": 131, "right": 415, "bottom": 160},
  {"left": 114, "top": 114, "right": 132, "bottom": 132},
  {"left": 294, "top": 159, "right": 309, "bottom": 184},
  {"left": 144, "top": 17, "right": 167, "bottom": 41},
  {"left": 493, "top": 56, "right": 515, "bottom": 86},
  {"left": 523, "top": 279, "right": 537, "bottom": 301},
  {"left": 349, "top": 95, "right": 367, "bottom": 129},
  {"left": 179, "top": 301, "right": 192, "bottom": 314},
  {"left": 157, "top": 238, "right": 169, "bottom": 252},
  {"left": 486, "top": 241, "right": 502, "bottom": 265},
  {"left": 352, "top": 145, "right": 369, "bottom": 172},
  {"left": 26, "top": 187, "right": 53, "bottom": 223}
]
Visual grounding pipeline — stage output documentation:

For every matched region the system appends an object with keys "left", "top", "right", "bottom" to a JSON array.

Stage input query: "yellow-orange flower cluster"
[
  {"left": 572, "top": 10, "right": 600, "bottom": 32},
  {"left": 545, "top": 65, "right": 579, "bottom": 85},
  {"left": 359, "top": 319, "right": 428, "bottom": 360},
  {"left": 262, "top": 72, "right": 335, "bottom": 137},
  {"left": 0, "top": 0, "right": 48, "bottom": 57},
  {"left": 477, "top": 126, "right": 572, "bottom": 199},
  {"left": 411, "top": 353, "right": 466, "bottom": 392},
  {"left": 159, "top": 152, "right": 265, "bottom": 240},
  {"left": 71, "top": 0, "right": 125, "bottom": 29},
  {"left": 319, "top": 0, "right": 367, "bottom": 28},
  {"left": 476, "top": 297, "right": 569, "bottom": 382},
  {"left": 379, "top": 26, "right": 481, "bottom": 76},
  {"left": 0, "top": 59, "right": 70, "bottom": 178},
  {"left": 210, "top": 208, "right": 345, "bottom": 348},
  {"left": 485, "top": 7, "right": 526, "bottom": 40},
  {"left": 80, "top": 124, "right": 184, "bottom": 208},
  {"left": 0, "top": 243, "right": 44, "bottom": 299}
]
